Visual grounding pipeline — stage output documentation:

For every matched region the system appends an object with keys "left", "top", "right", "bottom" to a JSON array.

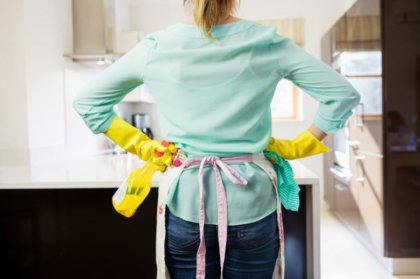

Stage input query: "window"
[
  {"left": 337, "top": 51, "right": 382, "bottom": 116},
  {"left": 256, "top": 18, "right": 304, "bottom": 121},
  {"left": 271, "top": 79, "right": 301, "bottom": 120}
]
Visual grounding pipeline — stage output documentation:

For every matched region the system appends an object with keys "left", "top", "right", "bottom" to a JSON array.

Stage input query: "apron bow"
[{"left": 183, "top": 154, "right": 253, "bottom": 279}]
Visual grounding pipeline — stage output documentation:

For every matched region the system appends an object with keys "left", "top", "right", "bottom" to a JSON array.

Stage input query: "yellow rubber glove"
[
  {"left": 266, "top": 129, "right": 330, "bottom": 160},
  {"left": 104, "top": 115, "right": 174, "bottom": 169},
  {"left": 153, "top": 140, "right": 178, "bottom": 169}
]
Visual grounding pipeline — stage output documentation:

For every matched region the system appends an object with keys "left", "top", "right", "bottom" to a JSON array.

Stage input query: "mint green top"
[{"left": 72, "top": 19, "right": 361, "bottom": 225}]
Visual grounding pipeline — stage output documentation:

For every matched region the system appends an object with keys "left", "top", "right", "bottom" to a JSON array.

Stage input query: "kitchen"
[{"left": 0, "top": 0, "right": 419, "bottom": 278}]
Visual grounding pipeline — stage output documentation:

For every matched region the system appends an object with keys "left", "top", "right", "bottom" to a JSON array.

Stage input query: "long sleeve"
[
  {"left": 72, "top": 38, "right": 152, "bottom": 134},
  {"left": 273, "top": 35, "right": 361, "bottom": 134}
]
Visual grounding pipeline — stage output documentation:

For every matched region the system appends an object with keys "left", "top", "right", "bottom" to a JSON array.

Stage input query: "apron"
[{"left": 155, "top": 151, "right": 285, "bottom": 279}]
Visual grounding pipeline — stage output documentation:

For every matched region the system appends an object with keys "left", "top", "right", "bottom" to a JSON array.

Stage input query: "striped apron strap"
[{"left": 183, "top": 155, "right": 253, "bottom": 279}]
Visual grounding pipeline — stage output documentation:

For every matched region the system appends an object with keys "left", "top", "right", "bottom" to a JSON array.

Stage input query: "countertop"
[{"left": 0, "top": 150, "right": 319, "bottom": 189}]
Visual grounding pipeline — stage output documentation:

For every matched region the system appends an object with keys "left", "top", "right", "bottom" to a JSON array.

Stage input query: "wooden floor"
[{"left": 320, "top": 201, "right": 420, "bottom": 279}]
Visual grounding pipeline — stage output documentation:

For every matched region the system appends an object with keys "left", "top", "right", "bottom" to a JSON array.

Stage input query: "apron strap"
[
  {"left": 252, "top": 153, "right": 286, "bottom": 279},
  {"left": 183, "top": 155, "right": 253, "bottom": 279}
]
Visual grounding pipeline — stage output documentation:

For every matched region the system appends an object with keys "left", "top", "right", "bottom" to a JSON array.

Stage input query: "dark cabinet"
[
  {"left": 385, "top": 155, "right": 420, "bottom": 256},
  {"left": 54, "top": 189, "right": 158, "bottom": 278},
  {"left": 0, "top": 189, "right": 159, "bottom": 279},
  {"left": 0, "top": 186, "right": 310, "bottom": 279},
  {"left": 382, "top": 0, "right": 420, "bottom": 257},
  {"left": 0, "top": 191, "right": 58, "bottom": 279}
]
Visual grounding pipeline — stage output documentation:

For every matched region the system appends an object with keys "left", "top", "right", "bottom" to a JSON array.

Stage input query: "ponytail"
[{"left": 183, "top": 0, "right": 238, "bottom": 41}]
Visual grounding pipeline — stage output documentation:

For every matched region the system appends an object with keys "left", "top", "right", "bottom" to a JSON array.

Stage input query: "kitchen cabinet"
[
  {"left": 325, "top": 0, "right": 420, "bottom": 274},
  {"left": 0, "top": 191, "right": 58, "bottom": 278},
  {"left": 0, "top": 152, "right": 322, "bottom": 279},
  {"left": 331, "top": 102, "right": 385, "bottom": 258},
  {"left": 0, "top": 189, "right": 158, "bottom": 279},
  {"left": 350, "top": 116, "right": 383, "bottom": 155},
  {"left": 382, "top": 0, "right": 420, "bottom": 258},
  {"left": 0, "top": 187, "right": 314, "bottom": 279},
  {"left": 332, "top": 175, "right": 360, "bottom": 234},
  {"left": 355, "top": 149, "right": 384, "bottom": 254},
  {"left": 385, "top": 154, "right": 420, "bottom": 257},
  {"left": 330, "top": 116, "right": 384, "bottom": 251}
]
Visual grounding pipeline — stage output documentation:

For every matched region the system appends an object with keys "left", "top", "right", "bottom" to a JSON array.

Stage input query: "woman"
[{"left": 72, "top": 0, "right": 361, "bottom": 278}]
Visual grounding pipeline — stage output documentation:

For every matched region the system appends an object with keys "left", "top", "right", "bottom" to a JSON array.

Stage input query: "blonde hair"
[{"left": 183, "top": 0, "right": 239, "bottom": 41}]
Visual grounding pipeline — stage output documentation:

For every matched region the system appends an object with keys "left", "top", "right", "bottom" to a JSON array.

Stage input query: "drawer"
[
  {"left": 348, "top": 116, "right": 383, "bottom": 155},
  {"left": 354, "top": 151, "right": 384, "bottom": 204},
  {"left": 333, "top": 178, "right": 360, "bottom": 233},
  {"left": 355, "top": 153, "right": 384, "bottom": 254}
]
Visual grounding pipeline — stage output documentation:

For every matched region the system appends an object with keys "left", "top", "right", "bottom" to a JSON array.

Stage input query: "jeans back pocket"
[
  {"left": 165, "top": 208, "right": 200, "bottom": 250},
  {"left": 235, "top": 210, "right": 278, "bottom": 251}
]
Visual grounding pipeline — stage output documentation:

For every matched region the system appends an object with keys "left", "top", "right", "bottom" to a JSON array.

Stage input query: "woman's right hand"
[{"left": 104, "top": 115, "right": 175, "bottom": 169}]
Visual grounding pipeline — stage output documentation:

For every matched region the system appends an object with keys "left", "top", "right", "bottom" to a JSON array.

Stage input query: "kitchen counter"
[
  {"left": 0, "top": 151, "right": 319, "bottom": 189},
  {"left": 0, "top": 150, "right": 320, "bottom": 279}
]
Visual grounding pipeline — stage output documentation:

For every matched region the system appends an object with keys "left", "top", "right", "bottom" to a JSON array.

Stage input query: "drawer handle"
[
  {"left": 329, "top": 167, "right": 351, "bottom": 180},
  {"left": 348, "top": 140, "right": 361, "bottom": 149},
  {"left": 355, "top": 155, "right": 366, "bottom": 160},
  {"left": 355, "top": 102, "right": 365, "bottom": 128},
  {"left": 334, "top": 183, "right": 349, "bottom": 191},
  {"left": 355, "top": 177, "right": 365, "bottom": 182}
]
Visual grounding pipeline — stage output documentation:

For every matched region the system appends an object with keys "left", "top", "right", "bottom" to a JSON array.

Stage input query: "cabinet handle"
[
  {"left": 334, "top": 182, "right": 349, "bottom": 191},
  {"left": 355, "top": 155, "right": 366, "bottom": 160},
  {"left": 355, "top": 102, "right": 365, "bottom": 128},
  {"left": 355, "top": 177, "right": 365, "bottom": 182},
  {"left": 348, "top": 140, "right": 361, "bottom": 149},
  {"left": 329, "top": 167, "right": 351, "bottom": 179}
]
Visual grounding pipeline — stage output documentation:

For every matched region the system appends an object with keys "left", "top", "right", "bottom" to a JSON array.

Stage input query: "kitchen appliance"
[
  {"left": 330, "top": 121, "right": 353, "bottom": 186},
  {"left": 329, "top": 48, "right": 382, "bottom": 189},
  {"left": 67, "top": 0, "right": 139, "bottom": 63},
  {"left": 132, "top": 113, "right": 154, "bottom": 139}
]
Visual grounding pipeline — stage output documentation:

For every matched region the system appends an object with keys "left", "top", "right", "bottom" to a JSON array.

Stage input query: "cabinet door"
[
  {"left": 347, "top": 114, "right": 384, "bottom": 254},
  {"left": 356, "top": 153, "right": 384, "bottom": 254},
  {"left": 0, "top": 190, "right": 59, "bottom": 279},
  {"left": 386, "top": 155, "right": 420, "bottom": 257},
  {"left": 350, "top": 117, "right": 383, "bottom": 155},
  {"left": 333, "top": 177, "right": 361, "bottom": 233},
  {"left": 55, "top": 189, "right": 158, "bottom": 279},
  {"left": 332, "top": 116, "right": 361, "bottom": 233}
]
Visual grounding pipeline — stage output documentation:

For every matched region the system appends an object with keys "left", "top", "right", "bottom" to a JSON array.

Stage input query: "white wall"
[
  {"left": 24, "top": 0, "right": 73, "bottom": 149},
  {"left": 0, "top": 0, "right": 30, "bottom": 166},
  {"left": 63, "top": 62, "right": 113, "bottom": 156},
  {"left": 0, "top": 0, "right": 73, "bottom": 164}
]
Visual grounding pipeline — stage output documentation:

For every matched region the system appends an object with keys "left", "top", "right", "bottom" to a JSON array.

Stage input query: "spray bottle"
[{"left": 112, "top": 141, "right": 177, "bottom": 218}]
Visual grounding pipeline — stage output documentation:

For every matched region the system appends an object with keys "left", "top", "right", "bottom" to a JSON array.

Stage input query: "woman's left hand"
[{"left": 265, "top": 129, "right": 329, "bottom": 160}]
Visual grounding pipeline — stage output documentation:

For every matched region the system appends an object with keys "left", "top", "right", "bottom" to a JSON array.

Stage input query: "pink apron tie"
[{"left": 183, "top": 155, "right": 253, "bottom": 279}]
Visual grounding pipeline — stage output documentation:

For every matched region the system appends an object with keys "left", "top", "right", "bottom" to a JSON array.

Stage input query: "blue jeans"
[{"left": 164, "top": 206, "right": 279, "bottom": 278}]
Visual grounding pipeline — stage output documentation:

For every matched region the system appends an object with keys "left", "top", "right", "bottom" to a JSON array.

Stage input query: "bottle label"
[{"left": 112, "top": 176, "right": 129, "bottom": 206}]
